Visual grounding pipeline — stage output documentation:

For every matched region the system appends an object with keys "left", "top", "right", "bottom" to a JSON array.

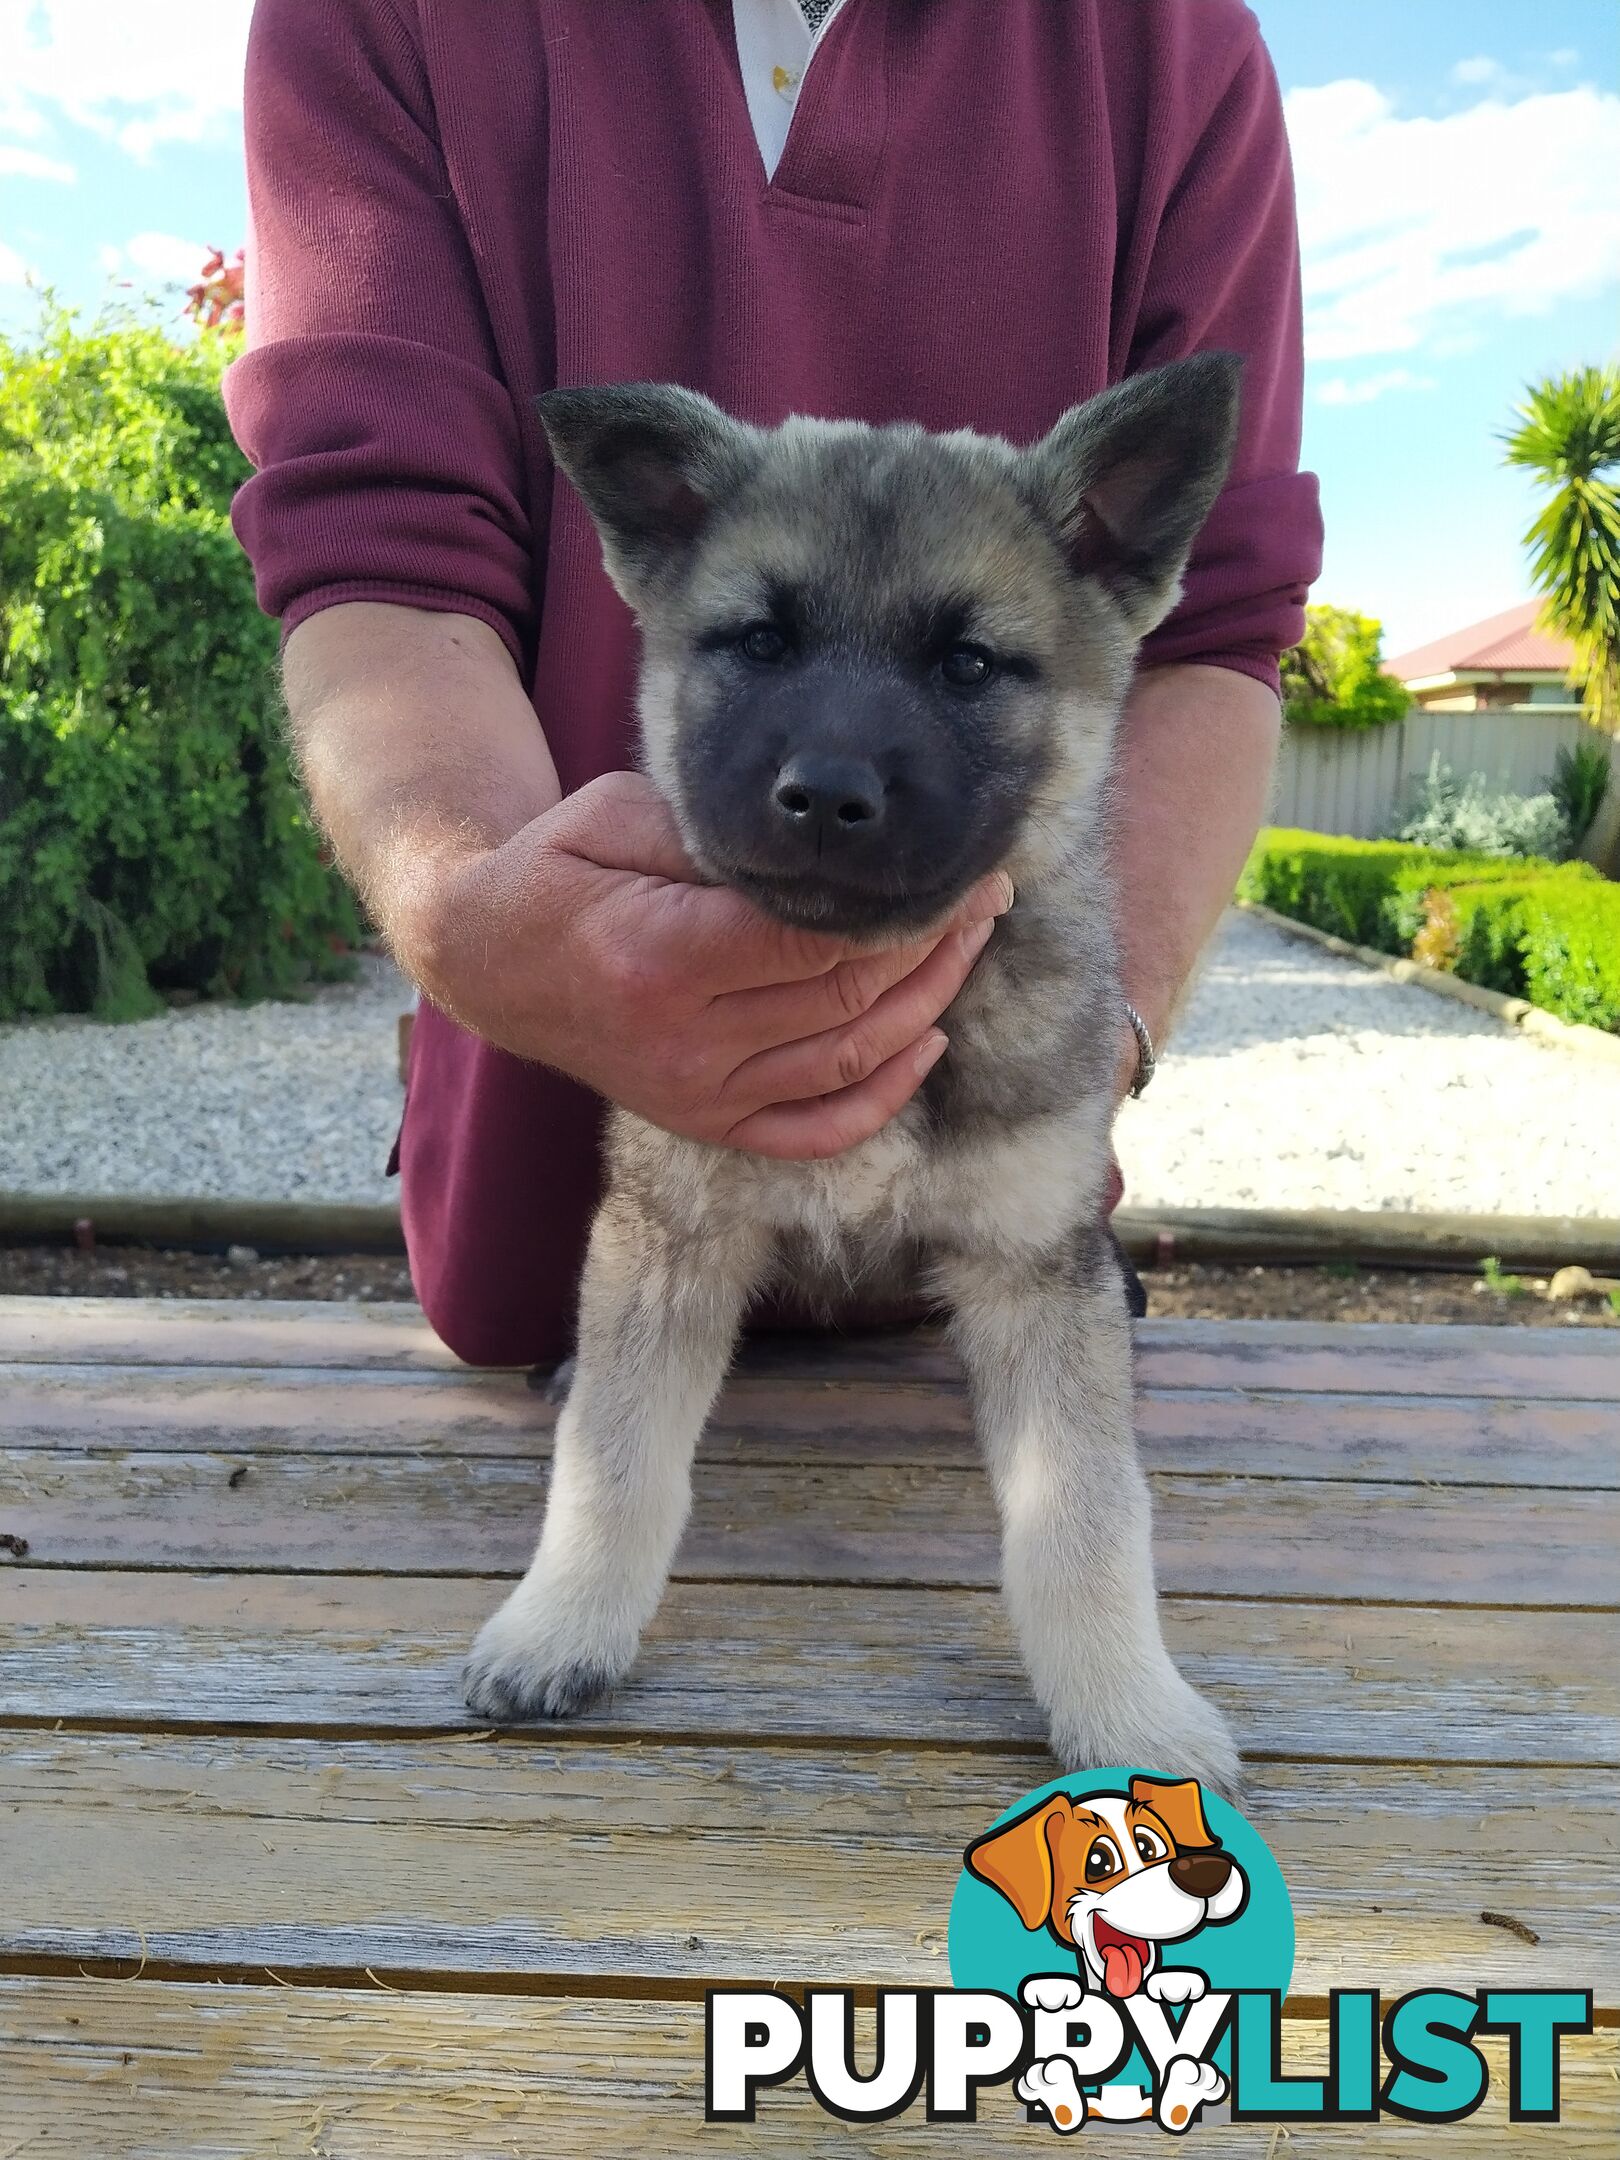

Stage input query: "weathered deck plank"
[
  {"left": 5, "top": 1445, "right": 1614, "bottom": 1603},
  {"left": 2, "top": 1734, "right": 1611, "bottom": 2000},
  {"left": 4, "top": 1295, "right": 1617, "bottom": 1399},
  {"left": 2, "top": 1980, "right": 1612, "bottom": 2157},
  {"left": 5, "top": 1362, "right": 1617, "bottom": 1488},
  {"left": 2, "top": 1569, "right": 1614, "bottom": 1764},
  {"left": 1, "top": 1294, "right": 1615, "bottom": 2152}
]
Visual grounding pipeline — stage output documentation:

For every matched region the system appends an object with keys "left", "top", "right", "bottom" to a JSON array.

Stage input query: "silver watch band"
[{"left": 1123, "top": 1000, "right": 1156, "bottom": 1099}]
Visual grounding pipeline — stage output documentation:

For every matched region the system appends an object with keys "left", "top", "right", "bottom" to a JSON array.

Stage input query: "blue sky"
[{"left": 2, "top": 0, "right": 1616, "bottom": 657}]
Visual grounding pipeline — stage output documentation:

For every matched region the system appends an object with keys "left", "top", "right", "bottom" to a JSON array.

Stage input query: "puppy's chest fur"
[{"left": 609, "top": 874, "right": 1121, "bottom": 1275}]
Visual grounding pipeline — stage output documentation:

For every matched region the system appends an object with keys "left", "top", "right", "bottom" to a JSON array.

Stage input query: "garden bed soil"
[{"left": 0, "top": 1245, "right": 1614, "bottom": 1328}]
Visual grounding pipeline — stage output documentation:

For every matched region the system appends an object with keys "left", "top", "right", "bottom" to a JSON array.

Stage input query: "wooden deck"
[{"left": 0, "top": 1293, "right": 1615, "bottom": 2154}]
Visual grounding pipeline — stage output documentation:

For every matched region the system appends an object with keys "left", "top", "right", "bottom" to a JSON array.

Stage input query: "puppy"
[{"left": 464, "top": 358, "right": 1242, "bottom": 1788}]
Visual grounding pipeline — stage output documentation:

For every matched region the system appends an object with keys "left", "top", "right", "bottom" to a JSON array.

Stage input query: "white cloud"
[
  {"left": 0, "top": 238, "right": 33, "bottom": 285},
  {"left": 1548, "top": 48, "right": 1579, "bottom": 69},
  {"left": 1451, "top": 56, "right": 1501, "bottom": 86},
  {"left": 102, "top": 231, "right": 208, "bottom": 287},
  {"left": 0, "top": 144, "right": 75, "bottom": 182},
  {"left": 1314, "top": 368, "right": 1436, "bottom": 407},
  {"left": 0, "top": 0, "right": 253, "bottom": 160},
  {"left": 1287, "top": 81, "right": 1620, "bottom": 363}
]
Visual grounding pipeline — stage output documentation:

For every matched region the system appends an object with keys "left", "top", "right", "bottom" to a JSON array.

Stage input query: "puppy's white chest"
[
  {"left": 749, "top": 1119, "right": 925, "bottom": 1241},
  {"left": 729, "top": 1104, "right": 1103, "bottom": 1258}
]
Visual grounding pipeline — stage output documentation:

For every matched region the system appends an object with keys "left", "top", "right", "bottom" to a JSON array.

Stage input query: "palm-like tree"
[
  {"left": 1504, "top": 365, "right": 1620, "bottom": 865},
  {"left": 1503, "top": 365, "right": 1620, "bottom": 727}
]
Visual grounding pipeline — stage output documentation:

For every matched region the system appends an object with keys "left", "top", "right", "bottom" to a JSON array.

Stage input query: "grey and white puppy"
[{"left": 465, "top": 356, "right": 1242, "bottom": 1789}]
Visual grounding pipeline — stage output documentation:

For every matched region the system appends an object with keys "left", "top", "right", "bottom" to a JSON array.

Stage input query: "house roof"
[{"left": 1386, "top": 602, "right": 1577, "bottom": 682}]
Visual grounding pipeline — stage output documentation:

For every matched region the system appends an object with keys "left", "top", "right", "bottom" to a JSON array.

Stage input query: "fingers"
[
  {"left": 722, "top": 927, "right": 955, "bottom": 1047},
  {"left": 672, "top": 869, "right": 1014, "bottom": 994},
  {"left": 706, "top": 873, "right": 1015, "bottom": 1030},
  {"left": 723, "top": 1030, "right": 949, "bottom": 1161},
  {"left": 725, "top": 917, "right": 993, "bottom": 1110}
]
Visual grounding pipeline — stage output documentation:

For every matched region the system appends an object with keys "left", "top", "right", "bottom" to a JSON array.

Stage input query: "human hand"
[{"left": 395, "top": 771, "right": 1013, "bottom": 1160}]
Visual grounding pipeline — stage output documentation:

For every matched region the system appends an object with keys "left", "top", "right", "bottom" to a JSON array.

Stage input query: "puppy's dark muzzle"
[
  {"left": 680, "top": 672, "right": 1006, "bottom": 934},
  {"left": 1169, "top": 1851, "right": 1234, "bottom": 1899}
]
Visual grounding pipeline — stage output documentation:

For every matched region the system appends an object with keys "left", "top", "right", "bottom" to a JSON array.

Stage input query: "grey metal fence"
[{"left": 1269, "top": 706, "right": 1614, "bottom": 838}]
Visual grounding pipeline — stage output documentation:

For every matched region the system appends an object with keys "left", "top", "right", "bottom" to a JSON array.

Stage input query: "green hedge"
[
  {"left": 0, "top": 308, "right": 361, "bottom": 1022},
  {"left": 1465, "top": 881, "right": 1620, "bottom": 1031},
  {"left": 1240, "top": 829, "right": 1618, "bottom": 1033}
]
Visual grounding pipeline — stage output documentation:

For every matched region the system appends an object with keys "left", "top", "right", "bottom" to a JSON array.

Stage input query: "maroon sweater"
[{"left": 226, "top": 0, "right": 1321, "bottom": 1364}]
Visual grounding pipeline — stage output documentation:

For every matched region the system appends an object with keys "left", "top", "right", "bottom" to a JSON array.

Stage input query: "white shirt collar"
[{"left": 731, "top": 0, "right": 852, "bottom": 179}]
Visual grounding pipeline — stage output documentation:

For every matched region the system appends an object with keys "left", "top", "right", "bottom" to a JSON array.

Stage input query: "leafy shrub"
[
  {"left": 1548, "top": 739, "right": 1612, "bottom": 844},
  {"left": 1280, "top": 605, "right": 1410, "bottom": 731},
  {"left": 1242, "top": 828, "right": 1618, "bottom": 1031},
  {"left": 1471, "top": 881, "right": 1620, "bottom": 1030},
  {"left": 1447, "top": 875, "right": 1563, "bottom": 995},
  {"left": 0, "top": 304, "right": 360, "bottom": 1021},
  {"left": 1236, "top": 829, "right": 1569, "bottom": 953},
  {"left": 1392, "top": 754, "right": 1571, "bottom": 860}
]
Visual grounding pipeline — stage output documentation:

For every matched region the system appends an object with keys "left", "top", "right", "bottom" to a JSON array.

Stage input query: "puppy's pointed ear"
[
  {"left": 1021, "top": 352, "right": 1242, "bottom": 637},
  {"left": 1130, "top": 1775, "right": 1219, "bottom": 1852},
  {"left": 965, "top": 1797, "right": 1071, "bottom": 1931},
  {"left": 537, "top": 382, "right": 759, "bottom": 599}
]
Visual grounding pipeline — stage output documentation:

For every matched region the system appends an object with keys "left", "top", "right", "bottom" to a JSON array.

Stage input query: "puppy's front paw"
[
  {"left": 462, "top": 1586, "right": 632, "bottom": 1723},
  {"left": 1145, "top": 1969, "right": 1207, "bottom": 2006},
  {"left": 1157, "top": 2055, "right": 1225, "bottom": 2134},
  {"left": 1047, "top": 1668, "right": 1242, "bottom": 1804}
]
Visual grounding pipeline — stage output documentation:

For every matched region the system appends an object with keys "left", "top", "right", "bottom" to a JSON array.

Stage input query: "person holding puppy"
[{"left": 227, "top": 0, "right": 1322, "bottom": 1366}]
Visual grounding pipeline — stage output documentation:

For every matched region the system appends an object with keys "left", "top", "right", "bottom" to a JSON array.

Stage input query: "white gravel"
[
  {"left": 0, "top": 953, "right": 407, "bottom": 1205},
  {"left": 1116, "top": 911, "right": 1620, "bottom": 1218},
  {"left": 1, "top": 913, "right": 1617, "bottom": 1217}
]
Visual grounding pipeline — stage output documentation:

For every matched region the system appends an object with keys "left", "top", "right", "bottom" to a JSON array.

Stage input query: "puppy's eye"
[
  {"left": 740, "top": 623, "right": 789, "bottom": 665},
  {"left": 1134, "top": 1828, "right": 1167, "bottom": 1863},
  {"left": 1084, "top": 1836, "right": 1122, "bottom": 1882},
  {"left": 941, "top": 642, "right": 994, "bottom": 689}
]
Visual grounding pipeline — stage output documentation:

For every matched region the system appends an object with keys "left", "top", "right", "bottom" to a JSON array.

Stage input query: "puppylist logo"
[{"left": 705, "top": 1768, "right": 1591, "bottom": 2132}]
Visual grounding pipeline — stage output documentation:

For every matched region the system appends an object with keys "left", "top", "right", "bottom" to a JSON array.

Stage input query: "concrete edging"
[
  {"left": 1112, "top": 1204, "right": 1620, "bottom": 1275},
  {"left": 4, "top": 1191, "right": 1620, "bottom": 1274},
  {"left": 0, "top": 1193, "right": 406, "bottom": 1256},
  {"left": 1237, "top": 899, "right": 1620, "bottom": 1068}
]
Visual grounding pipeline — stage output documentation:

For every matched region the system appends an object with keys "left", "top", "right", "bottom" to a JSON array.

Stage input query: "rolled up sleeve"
[
  {"left": 1127, "top": 21, "right": 1323, "bottom": 694},
  {"left": 224, "top": 0, "right": 534, "bottom": 666}
]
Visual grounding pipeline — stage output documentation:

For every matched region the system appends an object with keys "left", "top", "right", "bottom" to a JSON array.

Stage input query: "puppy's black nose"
[
  {"left": 1169, "top": 1851, "right": 1233, "bottom": 1899},
  {"left": 772, "top": 753, "right": 885, "bottom": 842}
]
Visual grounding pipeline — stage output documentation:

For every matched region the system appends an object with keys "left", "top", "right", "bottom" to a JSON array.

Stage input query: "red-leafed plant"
[{"left": 184, "top": 246, "right": 245, "bottom": 330}]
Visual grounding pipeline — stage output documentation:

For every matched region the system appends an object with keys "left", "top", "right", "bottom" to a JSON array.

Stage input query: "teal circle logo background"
[{"left": 948, "top": 1767, "right": 1294, "bottom": 2078}]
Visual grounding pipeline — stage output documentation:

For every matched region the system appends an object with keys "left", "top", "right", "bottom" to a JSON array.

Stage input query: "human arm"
[
  {"left": 1101, "top": 10, "right": 1319, "bottom": 1093},
  {"left": 1107, "top": 662, "right": 1280, "bottom": 1096}
]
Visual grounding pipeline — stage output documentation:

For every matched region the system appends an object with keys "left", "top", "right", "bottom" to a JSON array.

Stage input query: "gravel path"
[
  {"left": 0, "top": 954, "right": 407, "bottom": 1205},
  {"left": 1116, "top": 911, "right": 1620, "bottom": 1218},
  {"left": 2, "top": 914, "right": 1617, "bottom": 1217}
]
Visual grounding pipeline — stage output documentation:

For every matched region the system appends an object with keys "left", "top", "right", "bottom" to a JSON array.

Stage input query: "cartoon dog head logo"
[{"left": 965, "top": 1774, "right": 1249, "bottom": 1999}]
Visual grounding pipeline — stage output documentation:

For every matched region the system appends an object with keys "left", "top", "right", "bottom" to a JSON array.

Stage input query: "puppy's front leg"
[
  {"left": 939, "top": 1229, "right": 1240, "bottom": 1795},
  {"left": 464, "top": 1196, "right": 768, "bottom": 1721}
]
